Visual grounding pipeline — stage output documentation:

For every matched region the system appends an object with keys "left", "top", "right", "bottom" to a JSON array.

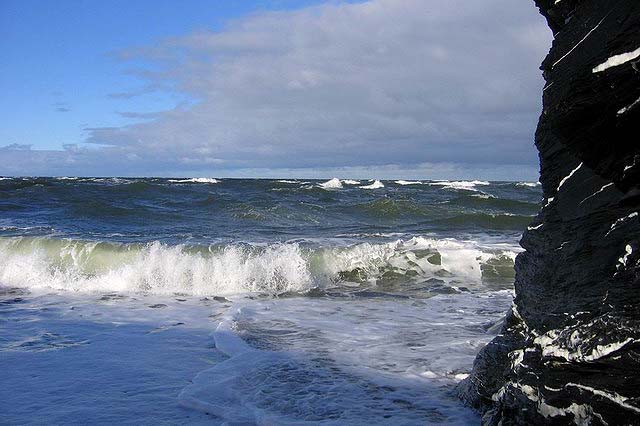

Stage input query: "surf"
[{"left": 0, "top": 236, "right": 519, "bottom": 296}]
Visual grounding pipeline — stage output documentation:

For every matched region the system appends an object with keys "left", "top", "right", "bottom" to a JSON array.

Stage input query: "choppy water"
[{"left": 0, "top": 177, "right": 541, "bottom": 424}]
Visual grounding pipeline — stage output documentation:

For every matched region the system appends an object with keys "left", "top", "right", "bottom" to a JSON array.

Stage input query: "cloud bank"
[{"left": 1, "top": 0, "right": 552, "bottom": 179}]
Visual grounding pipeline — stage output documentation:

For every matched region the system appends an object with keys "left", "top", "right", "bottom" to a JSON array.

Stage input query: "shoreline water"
[{"left": 0, "top": 177, "right": 539, "bottom": 424}]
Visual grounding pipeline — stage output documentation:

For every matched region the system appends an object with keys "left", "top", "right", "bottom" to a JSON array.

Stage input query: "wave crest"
[{"left": 0, "top": 236, "right": 518, "bottom": 296}]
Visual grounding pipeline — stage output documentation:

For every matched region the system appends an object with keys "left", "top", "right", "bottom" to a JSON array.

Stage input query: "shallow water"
[{"left": 0, "top": 177, "right": 541, "bottom": 424}]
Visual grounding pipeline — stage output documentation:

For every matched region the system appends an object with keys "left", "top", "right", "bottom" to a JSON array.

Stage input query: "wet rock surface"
[{"left": 460, "top": 1, "right": 640, "bottom": 424}]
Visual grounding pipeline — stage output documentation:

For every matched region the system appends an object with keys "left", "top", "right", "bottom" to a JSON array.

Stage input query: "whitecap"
[
  {"left": 395, "top": 180, "right": 422, "bottom": 185},
  {"left": 359, "top": 180, "right": 384, "bottom": 189},
  {"left": 319, "top": 178, "right": 343, "bottom": 189},
  {"left": 168, "top": 178, "right": 220, "bottom": 184},
  {"left": 428, "top": 180, "right": 490, "bottom": 191},
  {"left": 0, "top": 235, "right": 519, "bottom": 296},
  {"left": 516, "top": 182, "right": 541, "bottom": 188}
]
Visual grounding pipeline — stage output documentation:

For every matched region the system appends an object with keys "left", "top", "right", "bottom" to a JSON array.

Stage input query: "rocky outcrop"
[{"left": 459, "top": 1, "right": 640, "bottom": 424}]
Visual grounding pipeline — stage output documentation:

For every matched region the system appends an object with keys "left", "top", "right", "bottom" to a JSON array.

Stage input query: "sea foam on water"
[{"left": 0, "top": 236, "right": 518, "bottom": 296}]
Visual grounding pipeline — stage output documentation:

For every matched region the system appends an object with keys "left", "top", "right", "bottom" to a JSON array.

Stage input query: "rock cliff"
[{"left": 460, "top": 1, "right": 640, "bottom": 424}]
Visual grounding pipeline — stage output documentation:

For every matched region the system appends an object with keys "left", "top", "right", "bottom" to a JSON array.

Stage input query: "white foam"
[
  {"left": 395, "top": 180, "right": 422, "bottom": 185},
  {"left": 428, "top": 180, "right": 490, "bottom": 191},
  {"left": 0, "top": 236, "right": 519, "bottom": 296},
  {"left": 516, "top": 182, "right": 541, "bottom": 188},
  {"left": 179, "top": 292, "right": 512, "bottom": 424},
  {"left": 168, "top": 177, "right": 220, "bottom": 183},
  {"left": 359, "top": 180, "right": 384, "bottom": 189},
  {"left": 319, "top": 178, "right": 343, "bottom": 189},
  {"left": 341, "top": 179, "right": 361, "bottom": 185},
  {"left": 0, "top": 238, "right": 312, "bottom": 296}
]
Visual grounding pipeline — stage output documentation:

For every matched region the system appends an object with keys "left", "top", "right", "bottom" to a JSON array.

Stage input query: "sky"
[{"left": 0, "top": 0, "right": 552, "bottom": 180}]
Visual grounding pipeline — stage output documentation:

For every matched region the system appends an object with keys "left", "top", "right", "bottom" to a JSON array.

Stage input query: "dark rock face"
[{"left": 459, "top": 1, "right": 640, "bottom": 424}]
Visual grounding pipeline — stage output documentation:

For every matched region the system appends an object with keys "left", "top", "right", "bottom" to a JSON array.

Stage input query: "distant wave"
[
  {"left": 395, "top": 180, "right": 422, "bottom": 185},
  {"left": 427, "top": 180, "right": 490, "bottom": 191},
  {"left": 168, "top": 178, "right": 220, "bottom": 184},
  {"left": 0, "top": 177, "right": 54, "bottom": 190},
  {"left": 359, "top": 180, "right": 384, "bottom": 189},
  {"left": 318, "top": 178, "right": 367, "bottom": 188},
  {"left": 319, "top": 178, "right": 343, "bottom": 189},
  {"left": 516, "top": 181, "right": 541, "bottom": 188},
  {"left": 0, "top": 236, "right": 518, "bottom": 296}
]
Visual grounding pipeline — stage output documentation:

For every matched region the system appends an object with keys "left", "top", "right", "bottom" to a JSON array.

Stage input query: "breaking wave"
[
  {"left": 359, "top": 180, "right": 385, "bottom": 189},
  {"left": 167, "top": 178, "right": 220, "bottom": 184},
  {"left": 427, "top": 180, "right": 490, "bottom": 191},
  {"left": 516, "top": 181, "right": 541, "bottom": 188},
  {"left": 0, "top": 236, "right": 518, "bottom": 296},
  {"left": 395, "top": 180, "right": 422, "bottom": 185},
  {"left": 319, "top": 178, "right": 343, "bottom": 189}
]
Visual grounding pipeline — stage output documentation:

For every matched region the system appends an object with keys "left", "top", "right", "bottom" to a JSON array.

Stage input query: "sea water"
[{"left": 0, "top": 177, "right": 542, "bottom": 424}]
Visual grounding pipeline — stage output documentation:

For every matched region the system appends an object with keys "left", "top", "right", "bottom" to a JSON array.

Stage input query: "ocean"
[{"left": 0, "top": 177, "right": 542, "bottom": 424}]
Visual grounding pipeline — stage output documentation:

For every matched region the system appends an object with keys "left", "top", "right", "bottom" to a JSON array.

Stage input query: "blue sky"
[
  {"left": 0, "top": 0, "right": 551, "bottom": 179},
  {"left": 1, "top": 0, "right": 337, "bottom": 150}
]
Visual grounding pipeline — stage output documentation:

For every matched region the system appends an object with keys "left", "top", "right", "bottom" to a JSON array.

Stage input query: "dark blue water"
[
  {"left": 0, "top": 177, "right": 540, "bottom": 244},
  {"left": 0, "top": 176, "right": 542, "bottom": 425}
]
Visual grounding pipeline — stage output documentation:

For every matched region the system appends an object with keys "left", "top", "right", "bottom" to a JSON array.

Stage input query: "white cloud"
[{"left": 3, "top": 0, "right": 552, "bottom": 178}]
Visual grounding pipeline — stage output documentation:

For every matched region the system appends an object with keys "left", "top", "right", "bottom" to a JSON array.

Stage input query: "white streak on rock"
[
  {"left": 534, "top": 330, "right": 637, "bottom": 363},
  {"left": 553, "top": 17, "right": 607, "bottom": 68},
  {"left": 617, "top": 96, "right": 640, "bottom": 115},
  {"left": 567, "top": 383, "right": 640, "bottom": 414},
  {"left": 606, "top": 212, "right": 638, "bottom": 236},
  {"left": 579, "top": 182, "right": 614, "bottom": 205},
  {"left": 624, "top": 157, "right": 638, "bottom": 173},
  {"left": 544, "top": 385, "right": 563, "bottom": 392},
  {"left": 492, "top": 382, "right": 605, "bottom": 425},
  {"left": 538, "top": 401, "right": 603, "bottom": 425},
  {"left": 528, "top": 223, "right": 544, "bottom": 231},
  {"left": 557, "top": 162, "right": 583, "bottom": 191},
  {"left": 593, "top": 47, "right": 640, "bottom": 73},
  {"left": 544, "top": 197, "right": 555, "bottom": 208},
  {"left": 617, "top": 244, "right": 633, "bottom": 268}
]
